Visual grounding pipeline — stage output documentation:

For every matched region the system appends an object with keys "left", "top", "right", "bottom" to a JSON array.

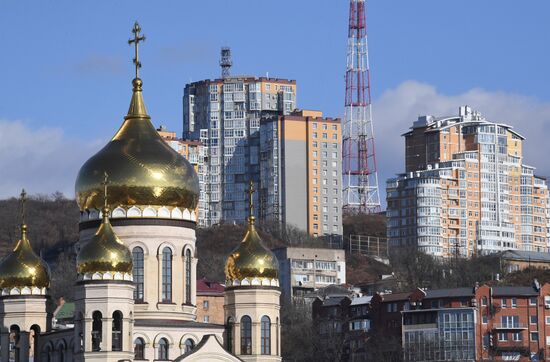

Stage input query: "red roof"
[{"left": 196, "top": 278, "right": 225, "bottom": 295}]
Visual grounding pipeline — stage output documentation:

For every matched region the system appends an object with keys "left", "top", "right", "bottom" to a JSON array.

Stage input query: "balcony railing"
[{"left": 492, "top": 323, "right": 527, "bottom": 330}]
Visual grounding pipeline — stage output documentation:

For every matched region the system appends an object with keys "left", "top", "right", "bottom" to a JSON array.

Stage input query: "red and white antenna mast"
[{"left": 343, "top": 0, "right": 380, "bottom": 214}]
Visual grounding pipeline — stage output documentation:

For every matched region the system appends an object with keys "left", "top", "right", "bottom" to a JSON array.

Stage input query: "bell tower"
[
  {"left": 73, "top": 174, "right": 135, "bottom": 362},
  {"left": 224, "top": 181, "right": 282, "bottom": 361}
]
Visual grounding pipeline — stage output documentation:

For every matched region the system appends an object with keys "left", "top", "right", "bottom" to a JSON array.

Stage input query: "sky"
[{"left": 1, "top": 0, "right": 550, "bottom": 205}]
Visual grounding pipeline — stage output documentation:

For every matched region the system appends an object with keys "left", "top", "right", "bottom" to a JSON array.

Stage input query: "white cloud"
[
  {"left": 0, "top": 120, "right": 102, "bottom": 199},
  {"left": 373, "top": 81, "right": 550, "bottom": 207}
]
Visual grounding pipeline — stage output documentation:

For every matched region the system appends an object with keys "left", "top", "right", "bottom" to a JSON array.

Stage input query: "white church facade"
[{"left": 0, "top": 23, "right": 282, "bottom": 362}]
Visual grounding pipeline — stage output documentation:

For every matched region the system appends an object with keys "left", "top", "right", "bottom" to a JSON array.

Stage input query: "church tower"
[
  {"left": 74, "top": 22, "right": 202, "bottom": 360},
  {"left": 0, "top": 190, "right": 51, "bottom": 362},
  {"left": 224, "top": 181, "right": 282, "bottom": 362},
  {"left": 74, "top": 175, "right": 135, "bottom": 362}
]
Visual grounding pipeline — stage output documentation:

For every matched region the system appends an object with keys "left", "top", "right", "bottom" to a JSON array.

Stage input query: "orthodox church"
[{"left": 0, "top": 23, "right": 282, "bottom": 362}]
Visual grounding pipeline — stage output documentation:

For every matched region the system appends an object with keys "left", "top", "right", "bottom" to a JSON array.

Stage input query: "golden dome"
[
  {"left": 77, "top": 207, "right": 133, "bottom": 275},
  {"left": 0, "top": 225, "right": 50, "bottom": 290},
  {"left": 75, "top": 78, "right": 199, "bottom": 212},
  {"left": 225, "top": 217, "right": 279, "bottom": 282}
]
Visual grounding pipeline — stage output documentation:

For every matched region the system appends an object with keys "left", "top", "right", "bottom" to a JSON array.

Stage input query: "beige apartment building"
[
  {"left": 387, "top": 106, "right": 549, "bottom": 258},
  {"left": 260, "top": 110, "right": 343, "bottom": 241}
]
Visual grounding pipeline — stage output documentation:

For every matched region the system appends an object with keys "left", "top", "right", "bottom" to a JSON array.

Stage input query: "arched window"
[
  {"left": 132, "top": 247, "right": 144, "bottom": 301},
  {"left": 226, "top": 318, "right": 234, "bottom": 353},
  {"left": 112, "top": 311, "right": 123, "bottom": 351},
  {"left": 134, "top": 338, "right": 145, "bottom": 360},
  {"left": 162, "top": 247, "right": 172, "bottom": 302},
  {"left": 92, "top": 311, "right": 102, "bottom": 352},
  {"left": 30, "top": 325, "right": 41, "bottom": 362},
  {"left": 9, "top": 325, "right": 20, "bottom": 361},
  {"left": 185, "top": 249, "right": 192, "bottom": 304},
  {"left": 158, "top": 338, "right": 169, "bottom": 360},
  {"left": 241, "top": 316, "right": 252, "bottom": 355},
  {"left": 261, "top": 316, "right": 271, "bottom": 355},
  {"left": 184, "top": 338, "right": 195, "bottom": 353}
]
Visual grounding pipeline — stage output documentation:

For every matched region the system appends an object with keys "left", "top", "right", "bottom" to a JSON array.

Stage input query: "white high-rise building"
[{"left": 183, "top": 76, "right": 296, "bottom": 226}]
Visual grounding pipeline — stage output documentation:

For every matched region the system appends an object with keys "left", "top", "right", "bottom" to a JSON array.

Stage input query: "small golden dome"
[
  {"left": 225, "top": 217, "right": 279, "bottom": 282},
  {"left": 77, "top": 208, "right": 133, "bottom": 275},
  {"left": 75, "top": 77, "right": 199, "bottom": 212},
  {"left": 0, "top": 225, "right": 50, "bottom": 289}
]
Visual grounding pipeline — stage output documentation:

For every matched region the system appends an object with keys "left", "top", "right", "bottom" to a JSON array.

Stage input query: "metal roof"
[
  {"left": 424, "top": 288, "right": 474, "bottom": 299},
  {"left": 492, "top": 286, "right": 538, "bottom": 297}
]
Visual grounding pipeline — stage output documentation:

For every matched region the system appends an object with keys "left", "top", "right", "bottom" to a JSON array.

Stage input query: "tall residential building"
[
  {"left": 387, "top": 106, "right": 550, "bottom": 258},
  {"left": 260, "top": 110, "right": 343, "bottom": 239},
  {"left": 183, "top": 76, "right": 296, "bottom": 226}
]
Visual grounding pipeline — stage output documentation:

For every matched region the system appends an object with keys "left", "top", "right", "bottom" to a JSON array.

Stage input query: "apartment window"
[
  {"left": 481, "top": 297, "right": 488, "bottom": 306},
  {"left": 322, "top": 188, "right": 327, "bottom": 195},
  {"left": 322, "top": 206, "right": 328, "bottom": 213},
  {"left": 333, "top": 225, "right": 338, "bottom": 232},
  {"left": 313, "top": 160, "right": 318, "bottom": 166},
  {"left": 322, "top": 178, "right": 327, "bottom": 185},
  {"left": 512, "top": 332, "right": 522, "bottom": 341},
  {"left": 313, "top": 224, "right": 318, "bottom": 230},
  {"left": 498, "top": 332, "right": 507, "bottom": 341},
  {"left": 313, "top": 169, "right": 318, "bottom": 176},
  {"left": 312, "top": 123, "right": 317, "bottom": 129},
  {"left": 531, "top": 332, "right": 539, "bottom": 342},
  {"left": 322, "top": 133, "right": 328, "bottom": 139},
  {"left": 313, "top": 132, "right": 318, "bottom": 139},
  {"left": 313, "top": 141, "right": 318, "bottom": 148},
  {"left": 332, "top": 170, "right": 337, "bottom": 177},
  {"left": 332, "top": 152, "right": 337, "bottom": 158},
  {"left": 323, "top": 197, "right": 328, "bottom": 203},
  {"left": 322, "top": 124, "right": 328, "bottom": 130},
  {"left": 323, "top": 224, "right": 328, "bottom": 231},
  {"left": 313, "top": 178, "right": 317, "bottom": 185},
  {"left": 332, "top": 143, "right": 338, "bottom": 149},
  {"left": 501, "top": 298, "right": 507, "bottom": 308},
  {"left": 511, "top": 298, "right": 517, "bottom": 308},
  {"left": 322, "top": 151, "right": 328, "bottom": 158},
  {"left": 530, "top": 315, "right": 538, "bottom": 324},
  {"left": 323, "top": 215, "right": 328, "bottom": 222},
  {"left": 333, "top": 215, "right": 338, "bottom": 222},
  {"left": 332, "top": 133, "right": 337, "bottom": 140},
  {"left": 313, "top": 214, "right": 318, "bottom": 221},
  {"left": 313, "top": 196, "right": 318, "bottom": 203},
  {"left": 203, "top": 300, "right": 209, "bottom": 309},
  {"left": 530, "top": 297, "right": 537, "bottom": 306},
  {"left": 313, "top": 151, "right": 318, "bottom": 157},
  {"left": 482, "top": 315, "right": 488, "bottom": 324},
  {"left": 313, "top": 205, "right": 318, "bottom": 212},
  {"left": 333, "top": 198, "right": 338, "bottom": 204},
  {"left": 545, "top": 316, "right": 550, "bottom": 325}
]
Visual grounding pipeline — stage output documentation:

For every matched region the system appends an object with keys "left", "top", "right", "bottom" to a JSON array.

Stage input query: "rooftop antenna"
[{"left": 220, "top": 47, "right": 232, "bottom": 78}]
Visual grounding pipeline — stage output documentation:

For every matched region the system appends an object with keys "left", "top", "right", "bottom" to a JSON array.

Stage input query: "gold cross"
[
  {"left": 101, "top": 172, "right": 109, "bottom": 210},
  {"left": 20, "top": 189, "right": 27, "bottom": 225},
  {"left": 246, "top": 180, "right": 255, "bottom": 219},
  {"left": 128, "top": 21, "right": 146, "bottom": 79}
]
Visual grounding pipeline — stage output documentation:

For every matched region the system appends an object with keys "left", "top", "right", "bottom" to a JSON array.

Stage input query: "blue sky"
[{"left": 1, "top": 0, "right": 550, "bottom": 201}]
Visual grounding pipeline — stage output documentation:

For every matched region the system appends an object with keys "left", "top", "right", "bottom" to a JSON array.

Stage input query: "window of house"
[
  {"left": 261, "top": 316, "right": 271, "bottom": 355},
  {"left": 530, "top": 315, "right": 538, "bottom": 324},
  {"left": 158, "top": 338, "right": 169, "bottom": 360},
  {"left": 241, "top": 316, "right": 252, "bottom": 355},
  {"left": 132, "top": 247, "right": 144, "bottom": 302},
  {"left": 531, "top": 332, "right": 539, "bottom": 342},
  {"left": 530, "top": 297, "right": 537, "bottom": 306},
  {"left": 511, "top": 298, "right": 517, "bottom": 308},
  {"left": 501, "top": 298, "right": 507, "bottom": 308},
  {"left": 161, "top": 247, "right": 173, "bottom": 302},
  {"left": 134, "top": 337, "right": 145, "bottom": 360}
]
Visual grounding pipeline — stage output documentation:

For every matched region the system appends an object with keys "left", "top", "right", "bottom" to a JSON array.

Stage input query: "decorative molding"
[
  {"left": 80, "top": 205, "right": 198, "bottom": 222},
  {"left": 1, "top": 286, "right": 48, "bottom": 296},
  {"left": 77, "top": 271, "right": 133, "bottom": 282},
  {"left": 225, "top": 278, "right": 279, "bottom": 288}
]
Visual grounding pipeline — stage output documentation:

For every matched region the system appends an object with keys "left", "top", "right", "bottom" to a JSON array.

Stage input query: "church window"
[
  {"left": 185, "top": 249, "right": 192, "bottom": 304},
  {"left": 261, "top": 316, "right": 271, "bottom": 355},
  {"left": 112, "top": 311, "right": 123, "bottom": 351},
  {"left": 162, "top": 247, "right": 173, "bottom": 302},
  {"left": 184, "top": 338, "right": 195, "bottom": 353},
  {"left": 241, "top": 315, "right": 252, "bottom": 355},
  {"left": 92, "top": 311, "right": 102, "bottom": 351},
  {"left": 132, "top": 247, "right": 144, "bottom": 301},
  {"left": 158, "top": 338, "right": 169, "bottom": 360},
  {"left": 134, "top": 337, "right": 145, "bottom": 360},
  {"left": 226, "top": 318, "right": 234, "bottom": 353}
]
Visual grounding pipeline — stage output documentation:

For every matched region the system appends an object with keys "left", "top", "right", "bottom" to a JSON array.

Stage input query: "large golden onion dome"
[
  {"left": 0, "top": 224, "right": 50, "bottom": 290},
  {"left": 225, "top": 182, "right": 279, "bottom": 282},
  {"left": 77, "top": 206, "right": 133, "bottom": 275},
  {"left": 74, "top": 77, "right": 199, "bottom": 212}
]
